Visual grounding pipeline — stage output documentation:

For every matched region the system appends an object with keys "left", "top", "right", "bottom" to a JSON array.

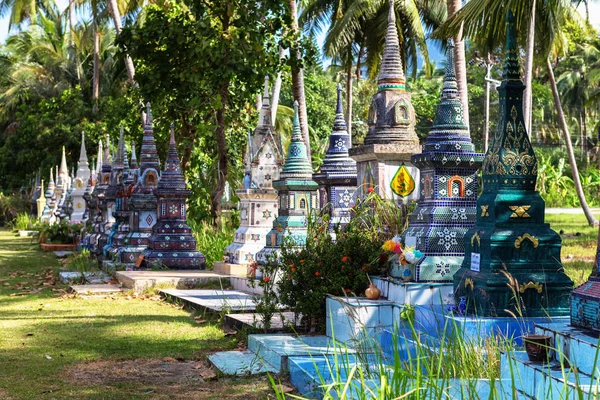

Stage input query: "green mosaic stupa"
[
  {"left": 256, "top": 101, "right": 319, "bottom": 263},
  {"left": 453, "top": 11, "right": 573, "bottom": 317}
]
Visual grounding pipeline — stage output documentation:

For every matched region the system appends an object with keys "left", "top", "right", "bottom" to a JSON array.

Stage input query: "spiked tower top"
[
  {"left": 79, "top": 132, "right": 89, "bottom": 165},
  {"left": 157, "top": 124, "right": 187, "bottom": 194},
  {"left": 257, "top": 76, "right": 272, "bottom": 129},
  {"left": 481, "top": 10, "right": 537, "bottom": 192},
  {"left": 138, "top": 103, "right": 161, "bottom": 174},
  {"left": 315, "top": 83, "right": 356, "bottom": 177},
  {"left": 114, "top": 126, "right": 125, "bottom": 169},
  {"left": 96, "top": 139, "right": 103, "bottom": 175},
  {"left": 130, "top": 142, "right": 138, "bottom": 170},
  {"left": 281, "top": 101, "right": 313, "bottom": 177},
  {"left": 59, "top": 146, "right": 68, "bottom": 176},
  {"left": 377, "top": 0, "right": 405, "bottom": 91}
]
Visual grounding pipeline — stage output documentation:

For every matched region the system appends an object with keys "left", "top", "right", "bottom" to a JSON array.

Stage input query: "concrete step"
[
  {"left": 208, "top": 350, "right": 278, "bottom": 375},
  {"left": 224, "top": 311, "right": 300, "bottom": 332},
  {"left": 70, "top": 283, "right": 124, "bottom": 295},
  {"left": 116, "top": 270, "right": 230, "bottom": 291},
  {"left": 248, "top": 334, "right": 351, "bottom": 374},
  {"left": 160, "top": 289, "right": 258, "bottom": 313},
  {"left": 501, "top": 351, "right": 600, "bottom": 398},
  {"left": 536, "top": 322, "right": 600, "bottom": 377}
]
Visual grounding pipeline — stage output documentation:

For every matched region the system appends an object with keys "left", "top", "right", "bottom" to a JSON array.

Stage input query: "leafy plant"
[
  {"left": 12, "top": 212, "right": 36, "bottom": 231},
  {"left": 38, "top": 220, "right": 82, "bottom": 244},
  {"left": 66, "top": 249, "right": 97, "bottom": 273},
  {"left": 249, "top": 260, "right": 280, "bottom": 333},
  {"left": 189, "top": 220, "right": 234, "bottom": 270}
]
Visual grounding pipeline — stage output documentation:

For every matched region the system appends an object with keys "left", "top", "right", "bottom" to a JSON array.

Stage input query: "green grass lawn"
[
  {"left": 546, "top": 213, "right": 599, "bottom": 286},
  {"left": 0, "top": 230, "right": 273, "bottom": 400}
]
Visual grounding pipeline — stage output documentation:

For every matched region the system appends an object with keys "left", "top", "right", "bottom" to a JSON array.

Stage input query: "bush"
[
  {"left": 189, "top": 220, "right": 234, "bottom": 269},
  {"left": 272, "top": 192, "right": 409, "bottom": 332},
  {"left": 0, "top": 193, "right": 29, "bottom": 227},
  {"left": 38, "top": 220, "right": 82, "bottom": 244},
  {"left": 12, "top": 212, "right": 37, "bottom": 231}
]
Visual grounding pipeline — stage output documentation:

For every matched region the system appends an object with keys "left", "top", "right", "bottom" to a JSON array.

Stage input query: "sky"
[{"left": 0, "top": 3, "right": 596, "bottom": 66}]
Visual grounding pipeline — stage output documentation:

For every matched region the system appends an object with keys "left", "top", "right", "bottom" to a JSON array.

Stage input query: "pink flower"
[{"left": 393, "top": 243, "right": 403, "bottom": 254}]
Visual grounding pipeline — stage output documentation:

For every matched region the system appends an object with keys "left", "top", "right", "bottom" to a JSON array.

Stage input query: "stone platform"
[
  {"left": 115, "top": 270, "right": 230, "bottom": 292},
  {"left": 225, "top": 311, "right": 299, "bottom": 331},
  {"left": 70, "top": 284, "right": 124, "bottom": 295},
  {"left": 213, "top": 261, "right": 249, "bottom": 277},
  {"left": 371, "top": 276, "right": 453, "bottom": 306},
  {"left": 160, "top": 289, "right": 258, "bottom": 313}
]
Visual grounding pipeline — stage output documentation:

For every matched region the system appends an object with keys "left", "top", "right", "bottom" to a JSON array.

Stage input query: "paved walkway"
[{"left": 545, "top": 208, "right": 600, "bottom": 214}]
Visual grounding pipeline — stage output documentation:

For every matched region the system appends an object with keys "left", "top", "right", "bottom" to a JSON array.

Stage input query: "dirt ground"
[{"left": 63, "top": 358, "right": 281, "bottom": 399}]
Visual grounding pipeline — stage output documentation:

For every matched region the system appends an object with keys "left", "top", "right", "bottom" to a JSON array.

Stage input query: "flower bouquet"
[{"left": 381, "top": 236, "right": 422, "bottom": 281}]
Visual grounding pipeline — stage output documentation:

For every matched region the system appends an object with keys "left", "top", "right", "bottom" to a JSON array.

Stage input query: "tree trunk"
[
  {"left": 93, "top": 25, "right": 100, "bottom": 113},
  {"left": 106, "top": 0, "right": 136, "bottom": 84},
  {"left": 211, "top": 83, "right": 229, "bottom": 227},
  {"left": 271, "top": 45, "right": 285, "bottom": 125},
  {"left": 523, "top": 0, "right": 536, "bottom": 137},
  {"left": 447, "top": 0, "right": 469, "bottom": 131},
  {"left": 547, "top": 58, "right": 598, "bottom": 227},
  {"left": 68, "top": 0, "right": 82, "bottom": 87},
  {"left": 288, "top": 0, "right": 311, "bottom": 162},
  {"left": 346, "top": 49, "right": 353, "bottom": 138}
]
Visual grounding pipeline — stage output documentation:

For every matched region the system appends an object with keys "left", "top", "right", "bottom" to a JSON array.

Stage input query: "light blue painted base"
[{"left": 208, "top": 350, "right": 278, "bottom": 375}]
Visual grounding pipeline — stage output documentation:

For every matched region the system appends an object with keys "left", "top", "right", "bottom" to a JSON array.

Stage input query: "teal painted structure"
[
  {"left": 453, "top": 11, "right": 573, "bottom": 317},
  {"left": 257, "top": 101, "right": 319, "bottom": 263}
]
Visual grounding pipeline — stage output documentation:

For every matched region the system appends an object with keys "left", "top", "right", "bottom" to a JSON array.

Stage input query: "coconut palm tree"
[{"left": 436, "top": 0, "right": 598, "bottom": 226}]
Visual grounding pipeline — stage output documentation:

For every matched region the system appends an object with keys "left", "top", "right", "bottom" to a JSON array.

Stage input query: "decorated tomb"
[
  {"left": 93, "top": 137, "right": 114, "bottom": 257},
  {"left": 142, "top": 125, "right": 205, "bottom": 269},
  {"left": 348, "top": 0, "right": 420, "bottom": 202},
  {"left": 257, "top": 101, "right": 319, "bottom": 264},
  {"left": 223, "top": 77, "right": 284, "bottom": 265},
  {"left": 117, "top": 104, "right": 160, "bottom": 266},
  {"left": 71, "top": 132, "right": 91, "bottom": 222},
  {"left": 452, "top": 11, "right": 573, "bottom": 317},
  {"left": 400, "top": 41, "right": 484, "bottom": 282},
  {"left": 313, "top": 83, "right": 357, "bottom": 231}
]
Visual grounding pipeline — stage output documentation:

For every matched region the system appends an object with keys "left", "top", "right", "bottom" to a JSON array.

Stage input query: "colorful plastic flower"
[
  {"left": 263, "top": 276, "right": 270, "bottom": 283},
  {"left": 393, "top": 242, "right": 403, "bottom": 254},
  {"left": 404, "top": 251, "right": 416, "bottom": 263},
  {"left": 414, "top": 250, "right": 423, "bottom": 258},
  {"left": 382, "top": 240, "right": 396, "bottom": 252}
]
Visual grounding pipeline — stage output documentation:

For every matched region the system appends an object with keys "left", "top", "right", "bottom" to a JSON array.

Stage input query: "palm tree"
[
  {"left": 436, "top": 1, "right": 598, "bottom": 226},
  {"left": 446, "top": 0, "right": 469, "bottom": 129},
  {"left": 0, "top": 0, "right": 53, "bottom": 29},
  {"left": 289, "top": 0, "right": 312, "bottom": 162},
  {"left": 105, "top": 0, "right": 140, "bottom": 84}
]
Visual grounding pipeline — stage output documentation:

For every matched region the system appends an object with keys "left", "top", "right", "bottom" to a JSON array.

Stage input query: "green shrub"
[
  {"left": 12, "top": 212, "right": 36, "bottom": 231},
  {"left": 0, "top": 193, "right": 29, "bottom": 227},
  {"left": 189, "top": 220, "right": 234, "bottom": 270},
  {"left": 273, "top": 192, "right": 409, "bottom": 332},
  {"left": 39, "top": 220, "right": 82, "bottom": 244},
  {"left": 66, "top": 249, "right": 97, "bottom": 272}
]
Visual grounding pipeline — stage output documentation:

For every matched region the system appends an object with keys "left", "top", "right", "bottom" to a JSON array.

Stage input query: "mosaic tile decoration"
[
  {"left": 313, "top": 84, "right": 357, "bottom": 230},
  {"left": 117, "top": 104, "right": 160, "bottom": 265},
  {"left": 257, "top": 102, "right": 319, "bottom": 264},
  {"left": 143, "top": 126, "right": 206, "bottom": 269},
  {"left": 400, "top": 41, "right": 484, "bottom": 283}
]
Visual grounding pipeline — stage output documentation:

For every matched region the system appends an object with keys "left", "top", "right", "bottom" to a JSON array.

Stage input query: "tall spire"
[
  {"left": 316, "top": 83, "right": 356, "bottom": 175},
  {"left": 79, "top": 132, "right": 88, "bottom": 164},
  {"left": 157, "top": 124, "right": 187, "bottom": 193},
  {"left": 422, "top": 39, "right": 469, "bottom": 145},
  {"left": 282, "top": 101, "right": 313, "bottom": 176},
  {"left": 377, "top": 0, "right": 405, "bottom": 91},
  {"left": 96, "top": 139, "right": 103, "bottom": 175},
  {"left": 103, "top": 134, "right": 111, "bottom": 166},
  {"left": 481, "top": 9, "right": 537, "bottom": 192},
  {"left": 130, "top": 141, "right": 138, "bottom": 169},
  {"left": 257, "top": 76, "right": 272, "bottom": 128},
  {"left": 115, "top": 126, "right": 125, "bottom": 167},
  {"left": 60, "top": 146, "right": 68, "bottom": 176}
]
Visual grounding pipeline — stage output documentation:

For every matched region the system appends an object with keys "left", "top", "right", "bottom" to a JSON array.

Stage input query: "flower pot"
[
  {"left": 365, "top": 283, "right": 381, "bottom": 300},
  {"left": 524, "top": 335, "right": 551, "bottom": 363}
]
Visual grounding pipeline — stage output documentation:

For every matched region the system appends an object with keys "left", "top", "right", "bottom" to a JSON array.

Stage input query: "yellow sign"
[{"left": 390, "top": 163, "right": 415, "bottom": 197}]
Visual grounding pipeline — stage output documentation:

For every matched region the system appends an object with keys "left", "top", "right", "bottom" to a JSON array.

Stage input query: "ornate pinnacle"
[
  {"left": 79, "top": 132, "right": 88, "bottom": 163},
  {"left": 503, "top": 10, "right": 521, "bottom": 82},
  {"left": 292, "top": 101, "right": 302, "bottom": 142},
  {"left": 377, "top": 0, "right": 405, "bottom": 91},
  {"left": 130, "top": 141, "right": 138, "bottom": 169},
  {"left": 116, "top": 126, "right": 125, "bottom": 166},
  {"left": 333, "top": 83, "right": 347, "bottom": 131},
  {"left": 257, "top": 76, "right": 272, "bottom": 128},
  {"left": 145, "top": 102, "right": 153, "bottom": 126}
]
